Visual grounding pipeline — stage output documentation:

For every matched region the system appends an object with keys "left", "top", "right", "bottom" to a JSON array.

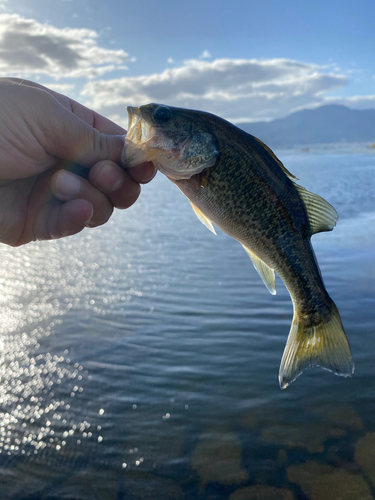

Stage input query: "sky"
[{"left": 1, "top": 0, "right": 375, "bottom": 127}]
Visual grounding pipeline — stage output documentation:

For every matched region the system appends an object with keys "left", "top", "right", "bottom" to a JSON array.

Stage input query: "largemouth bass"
[{"left": 122, "top": 103, "right": 354, "bottom": 389}]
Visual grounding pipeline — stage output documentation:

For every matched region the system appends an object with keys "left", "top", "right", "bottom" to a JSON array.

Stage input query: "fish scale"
[{"left": 122, "top": 103, "right": 354, "bottom": 389}]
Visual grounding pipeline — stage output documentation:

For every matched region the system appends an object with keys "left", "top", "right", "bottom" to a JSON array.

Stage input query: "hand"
[{"left": 0, "top": 78, "right": 156, "bottom": 246}]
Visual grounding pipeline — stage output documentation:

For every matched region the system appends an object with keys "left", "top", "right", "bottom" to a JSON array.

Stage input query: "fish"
[{"left": 122, "top": 103, "right": 354, "bottom": 389}]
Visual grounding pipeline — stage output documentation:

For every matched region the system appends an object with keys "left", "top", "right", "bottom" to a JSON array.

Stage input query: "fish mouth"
[
  {"left": 127, "top": 106, "right": 140, "bottom": 132},
  {"left": 126, "top": 105, "right": 155, "bottom": 145},
  {"left": 122, "top": 106, "right": 156, "bottom": 169}
]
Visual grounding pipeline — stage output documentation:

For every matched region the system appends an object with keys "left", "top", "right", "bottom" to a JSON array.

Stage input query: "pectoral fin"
[
  {"left": 294, "top": 184, "right": 338, "bottom": 235},
  {"left": 242, "top": 244, "right": 276, "bottom": 295},
  {"left": 190, "top": 202, "right": 217, "bottom": 234}
]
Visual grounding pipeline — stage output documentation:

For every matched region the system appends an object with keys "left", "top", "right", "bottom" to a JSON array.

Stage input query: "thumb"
[{"left": 42, "top": 97, "right": 125, "bottom": 166}]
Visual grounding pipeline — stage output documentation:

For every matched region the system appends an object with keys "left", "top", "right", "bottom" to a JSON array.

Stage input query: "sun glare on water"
[{"left": 0, "top": 241, "right": 93, "bottom": 458}]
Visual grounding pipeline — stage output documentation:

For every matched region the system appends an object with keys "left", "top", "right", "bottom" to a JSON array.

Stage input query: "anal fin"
[
  {"left": 190, "top": 202, "right": 217, "bottom": 234},
  {"left": 242, "top": 244, "right": 276, "bottom": 295}
]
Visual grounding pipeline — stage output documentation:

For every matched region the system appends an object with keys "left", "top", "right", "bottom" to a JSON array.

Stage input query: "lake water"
[{"left": 0, "top": 148, "right": 374, "bottom": 500}]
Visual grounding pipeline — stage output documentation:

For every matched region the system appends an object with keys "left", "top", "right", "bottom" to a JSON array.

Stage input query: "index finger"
[
  {"left": 91, "top": 109, "right": 127, "bottom": 135},
  {"left": 67, "top": 97, "right": 127, "bottom": 135},
  {"left": 7, "top": 78, "right": 128, "bottom": 136}
]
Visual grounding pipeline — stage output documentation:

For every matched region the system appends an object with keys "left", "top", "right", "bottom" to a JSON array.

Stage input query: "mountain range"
[{"left": 237, "top": 105, "right": 375, "bottom": 148}]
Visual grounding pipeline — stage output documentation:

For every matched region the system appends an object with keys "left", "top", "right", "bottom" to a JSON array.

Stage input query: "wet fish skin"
[{"left": 122, "top": 104, "right": 354, "bottom": 389}]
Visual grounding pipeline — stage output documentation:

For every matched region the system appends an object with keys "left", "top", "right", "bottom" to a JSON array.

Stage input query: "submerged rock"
[
  {"left": 262, "top": 423, "right": 345, "bottom": 453},
  {"left": 238, "top": 411, "right": 259, "bottom": 429},
  {"left": 122, "top": 471, "right": 185, "bottom": 500},
  {"left": 309, "top": 402, "right": 364, "bottom": 431},
  {"left": 191, "top": 427, "right": 248, "bottom": 488},
  {"left": 229, "top": 484, "right": 296, "bottom": 500},
  {"left": 46, "top": 468, "right": 185, "bottom": 500},
  {"left": 238, "top": 405, "right": 287, "bottom": 430},
  {"left": 287, "top": 461, "right": 373, "bottom": 500},
  {"left": 355, "top": 432, "right": 375, "bottom": 487},
  {"left": 278, "top": 449, "right": 288, "bottom": 463}
]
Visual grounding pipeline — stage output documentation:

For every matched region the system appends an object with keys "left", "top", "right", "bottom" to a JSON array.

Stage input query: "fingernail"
[
  {"left": 84, "top": 205, "right": 94, "bottom": 226},
  {"left": 140, "top": 164, "right": 157, "bottom": 183},
  {"left": 97, "top": 163, "right": 123, "bottom": 192},
  {"left": 55, "top": 170, "right": 81, "bottom": 198}
]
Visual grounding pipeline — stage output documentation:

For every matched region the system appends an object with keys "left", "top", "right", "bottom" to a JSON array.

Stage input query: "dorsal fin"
[
  {"left": 254, "top": 137, "right": 298, "bottom": 181},
  {"left": 254, "top": 135, "right": 338, "bottom": 235},
  {"left": 241, "top": 244, "right": 276, "bottom": 295},
  {"left": 190, "top": 202, "right": 217, "bottom": 234},
  {"left": 295, "top": 184, "right": 338, "bottom": 235}
]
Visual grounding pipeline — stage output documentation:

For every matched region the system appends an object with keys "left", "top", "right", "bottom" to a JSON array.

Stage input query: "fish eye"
[{"left": 153, "top": 106, "right": 172, "bottom": 124}]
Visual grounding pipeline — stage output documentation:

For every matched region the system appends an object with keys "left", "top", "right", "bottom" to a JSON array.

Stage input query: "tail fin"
[{"left": 279, "top": 302, "right": 354, "bottom": 389}]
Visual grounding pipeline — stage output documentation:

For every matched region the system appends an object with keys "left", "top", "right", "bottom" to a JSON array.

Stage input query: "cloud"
[
  {"left": 0, "top": 13, "right": 129, "bottom": 79},
  {"left": 0, "top": 0, "right": 9, "bottom": 12},
  {"left": 0, "top": 13, "right": 368, "bottom": 126},
  {"left": 38, "top": 82, "right": 76, "bottom": 94},
  {"left": 81, "top": 57, "right": 349, "bottom": 125},
  {"left": 199, "top": 50, "right": 212, "bottom": 59},
  {"left": 324, "top": 94, "right": 375, "bottom": 110}
]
